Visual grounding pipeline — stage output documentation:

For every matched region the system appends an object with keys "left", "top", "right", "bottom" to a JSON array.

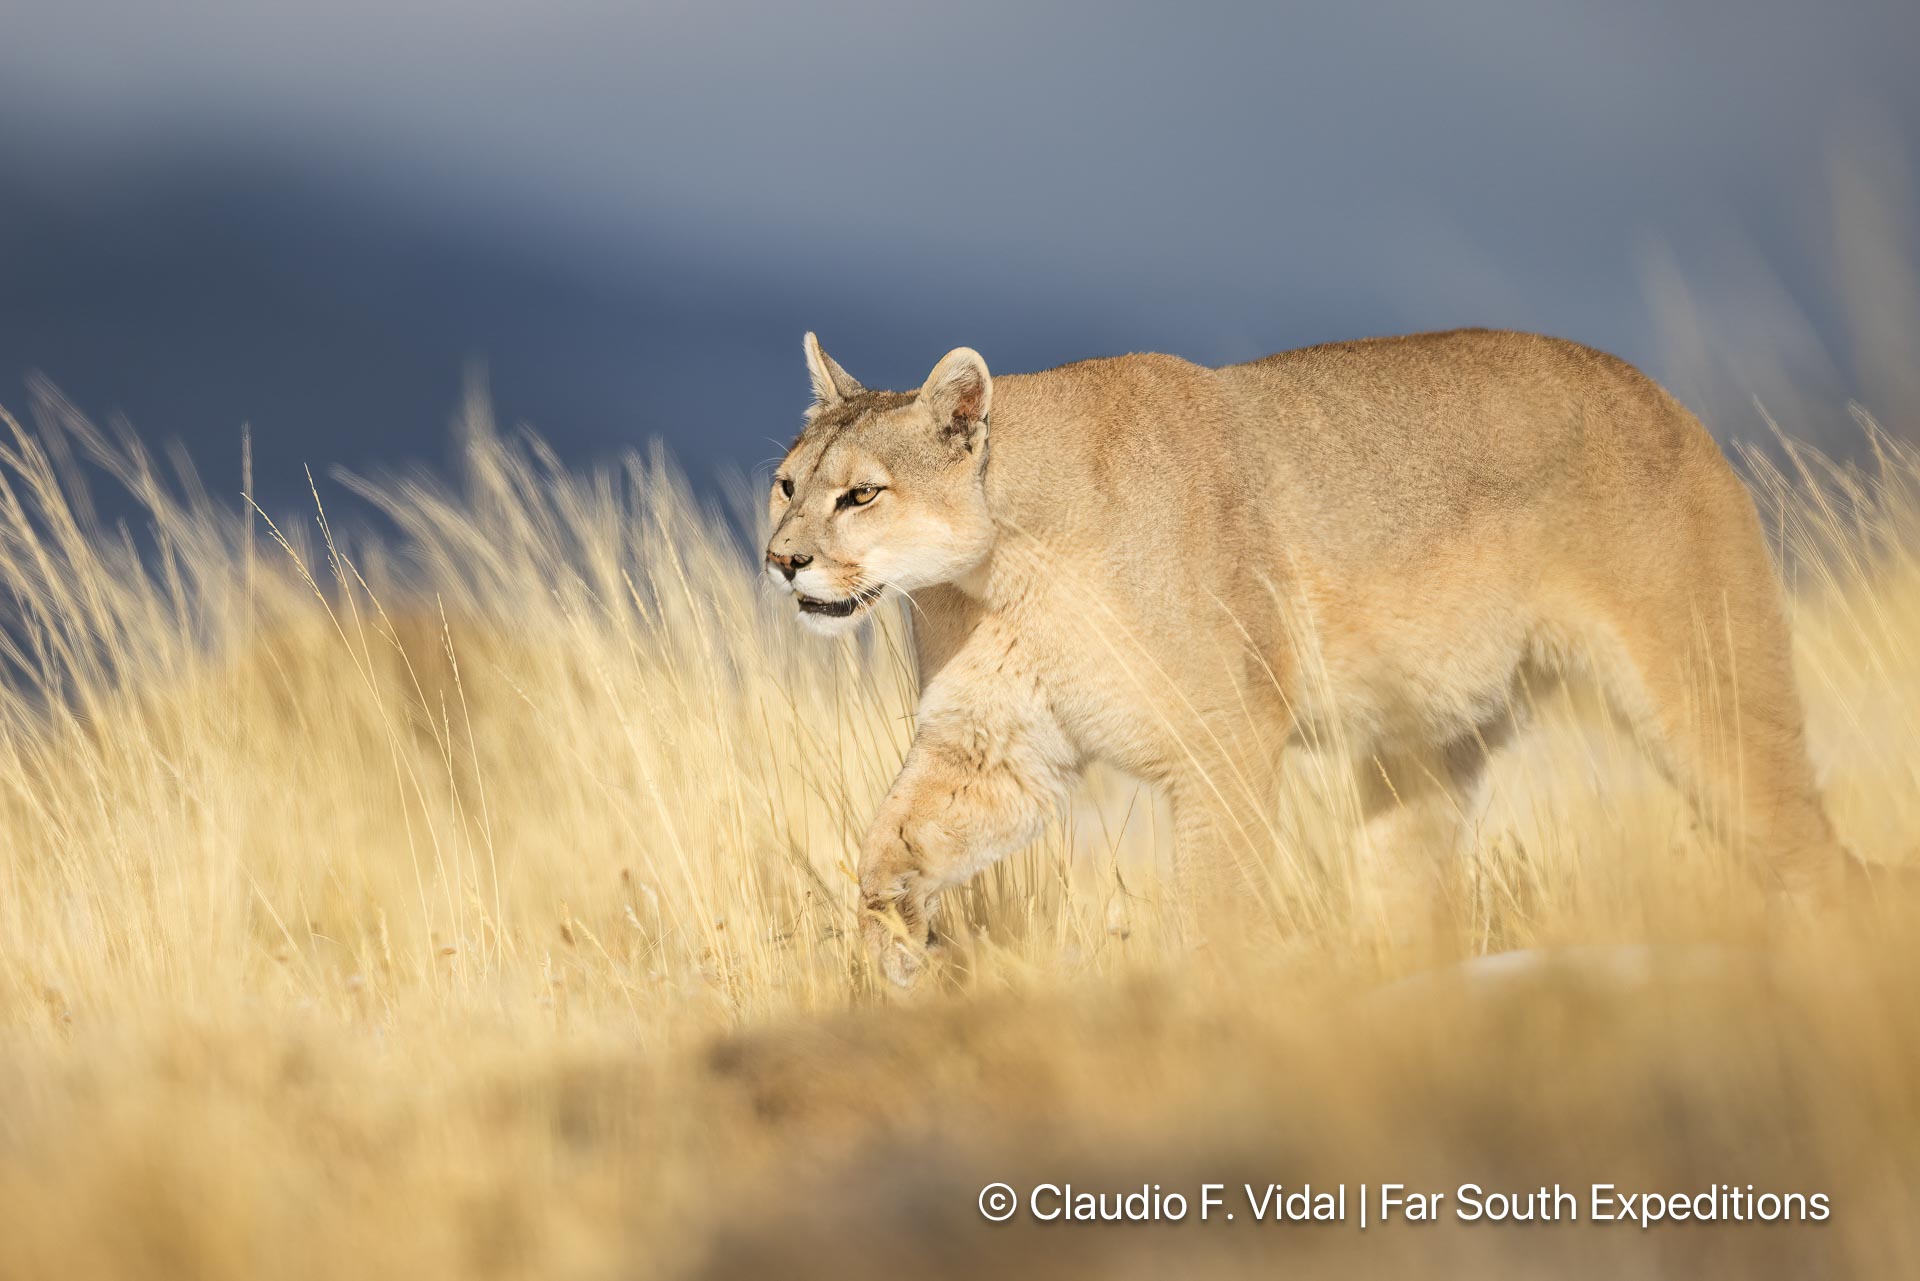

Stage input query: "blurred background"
[{"left": 3, "top": 0, "right": 1917, "bottom": 510}]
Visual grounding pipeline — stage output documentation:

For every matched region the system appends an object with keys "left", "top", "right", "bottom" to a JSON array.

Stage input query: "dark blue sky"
[{"left": 2, "top": 1, "right": 1917, "bottom": 510}]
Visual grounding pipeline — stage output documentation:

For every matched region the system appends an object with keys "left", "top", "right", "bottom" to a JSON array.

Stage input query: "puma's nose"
[{"left": 767, "top": 550, "right": 812, "bottom": 581}]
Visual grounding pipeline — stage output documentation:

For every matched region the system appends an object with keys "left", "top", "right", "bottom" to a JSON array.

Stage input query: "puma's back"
[{"left": 983, "top": 328, "right": 1735, "bottom": 601}]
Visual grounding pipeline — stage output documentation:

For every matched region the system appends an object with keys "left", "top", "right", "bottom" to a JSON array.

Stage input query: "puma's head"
[{"left": 766, "top": 333, "right": 995, "bottom": 635}]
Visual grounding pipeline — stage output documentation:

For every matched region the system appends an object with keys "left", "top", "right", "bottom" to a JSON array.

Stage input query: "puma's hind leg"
[
  {"left": 1352, "top": 719, "right": 1512, "bottom": 961},
  {"left": 1578, "top": 489, "right": 1849, "bottom": 912}
]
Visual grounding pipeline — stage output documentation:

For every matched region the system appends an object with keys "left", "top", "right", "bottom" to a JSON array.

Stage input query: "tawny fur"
[{"left": 766, "top": 329, "right": 1847, "bottom": 986}]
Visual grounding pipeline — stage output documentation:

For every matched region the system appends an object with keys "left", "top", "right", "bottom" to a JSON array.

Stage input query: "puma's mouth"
[{"left": 796, "top": 585, "right": 884, "bottom": 618}]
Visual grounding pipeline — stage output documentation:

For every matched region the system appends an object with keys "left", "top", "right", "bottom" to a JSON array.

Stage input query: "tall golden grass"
[{"left": 0, "top": 380, "right": 1915, "bottom": 1279}]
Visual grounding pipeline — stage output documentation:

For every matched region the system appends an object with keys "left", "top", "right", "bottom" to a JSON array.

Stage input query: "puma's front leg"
[{"left": 858, "top": 640, "right": 1076, "bottom": 987}]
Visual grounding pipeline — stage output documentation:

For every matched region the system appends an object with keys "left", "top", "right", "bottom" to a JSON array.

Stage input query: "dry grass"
[{"left": 0, "top": 382, "right": 1916, "bottom": 1279}]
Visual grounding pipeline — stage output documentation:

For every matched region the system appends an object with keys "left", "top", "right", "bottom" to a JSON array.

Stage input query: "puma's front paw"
[{"left": 861, "top": 892, "right": 933, "bottom": 989}]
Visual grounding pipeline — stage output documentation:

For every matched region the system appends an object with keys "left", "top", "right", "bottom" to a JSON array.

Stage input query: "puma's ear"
[
  {"left": 919, "top": 347, "right": 992, "bottom": 454},
  {"left": 803, "top": 331, "right": 864, "bottom": 405}
]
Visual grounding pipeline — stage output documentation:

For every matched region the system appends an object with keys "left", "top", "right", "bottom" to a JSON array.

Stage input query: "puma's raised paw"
[{"left": 861, "top": 896, "right": 936, "bottom": 990}]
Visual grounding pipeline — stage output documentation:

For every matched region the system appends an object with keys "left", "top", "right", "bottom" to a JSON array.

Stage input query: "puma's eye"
[
  {"left": 776, "top": 476, "right": 794, "bottom": 499},
  {"left": 843, "top": 485, "right": 882, "bottom": 508}
]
